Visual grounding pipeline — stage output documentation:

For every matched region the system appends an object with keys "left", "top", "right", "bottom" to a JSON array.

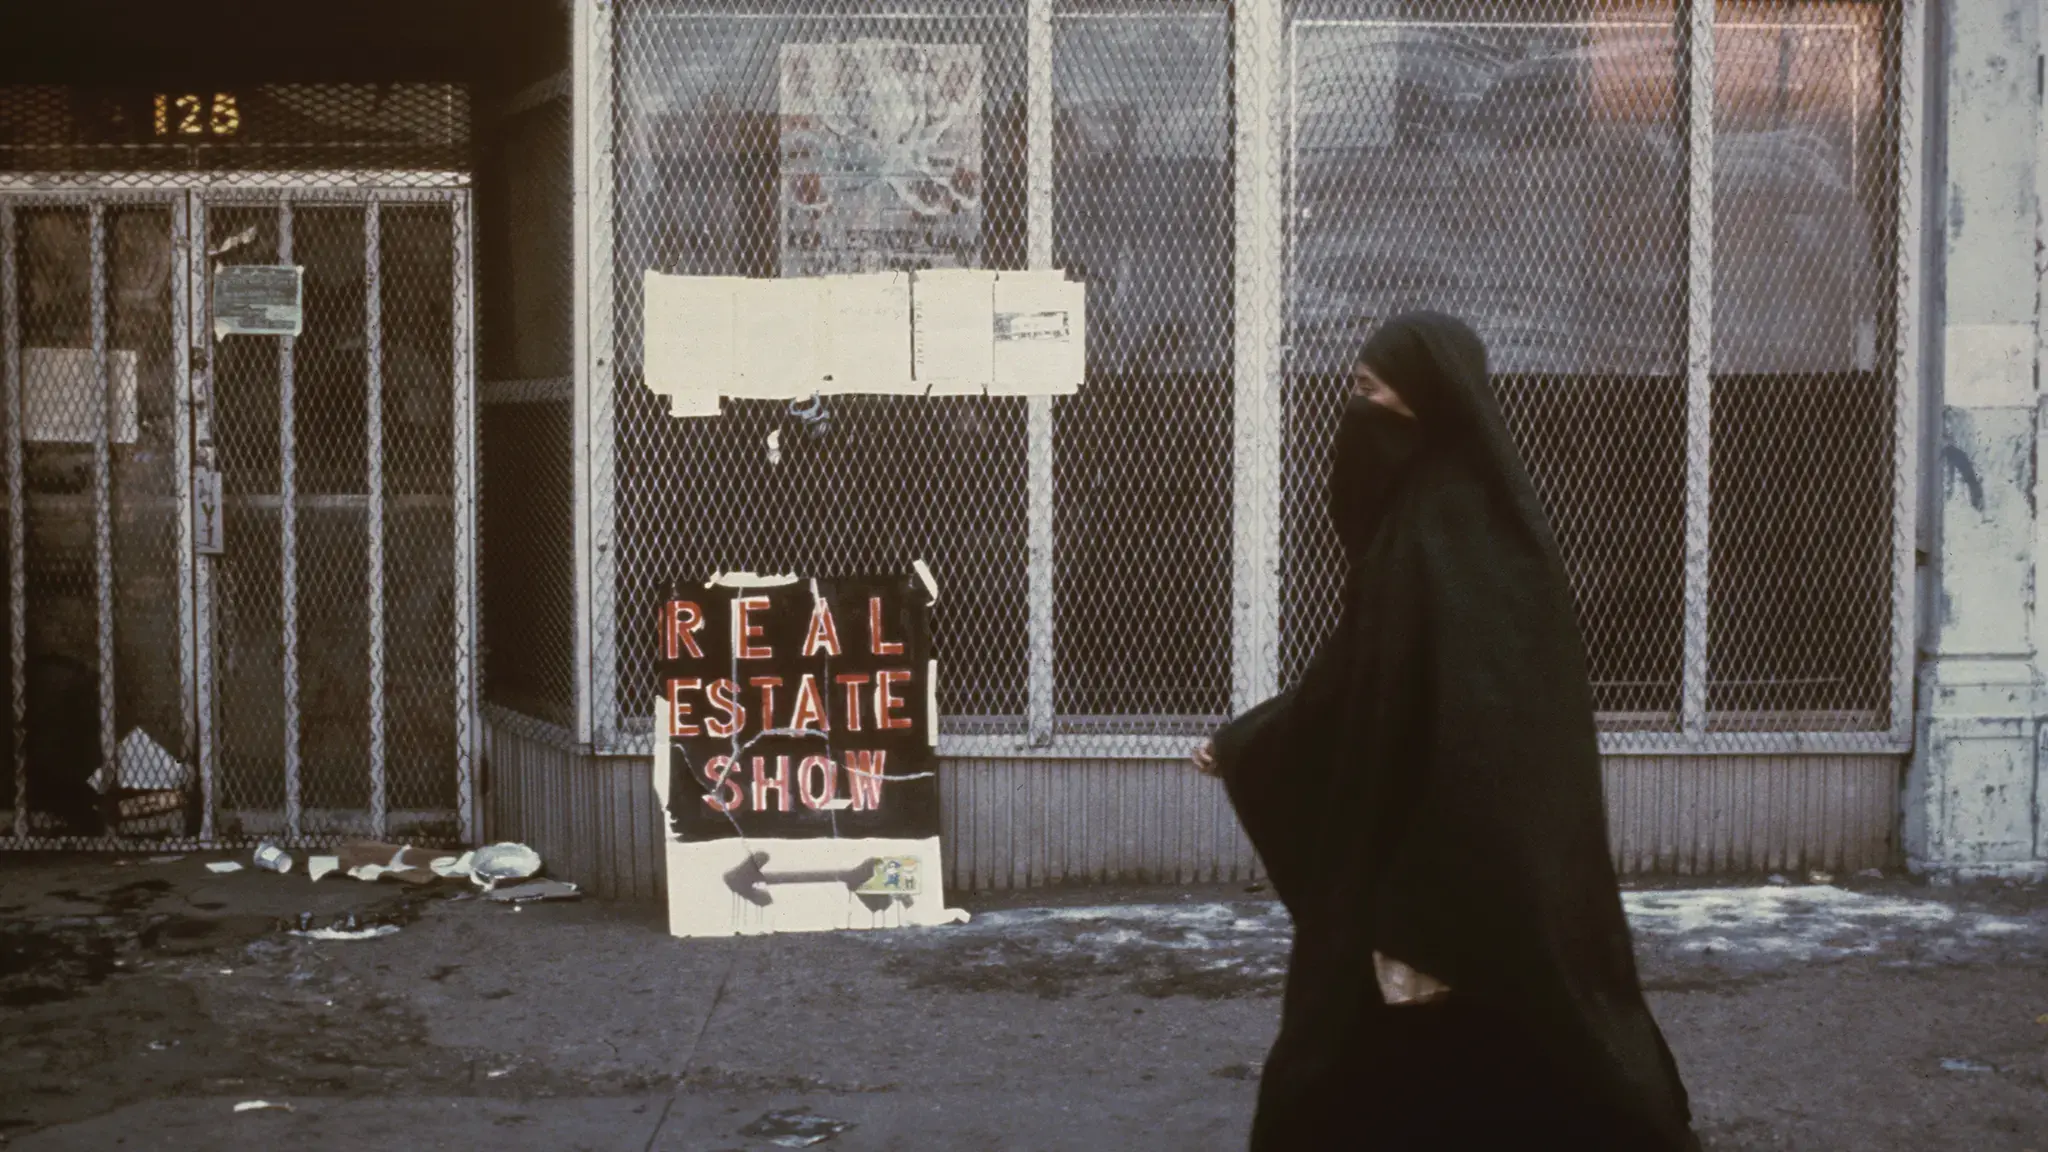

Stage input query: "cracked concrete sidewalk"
[{"left": 2, "top": 853, "right": 2045, "bottom": 1151}]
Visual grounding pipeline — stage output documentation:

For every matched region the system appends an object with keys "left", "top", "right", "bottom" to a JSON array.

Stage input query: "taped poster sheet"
[
  {"left": 991, "top": 270, "right": 1085, "bottom": 396},
  {"left": 640, "top": 269, "right": 1085, "bottom": 411},
  {"left": 641, "top": 270, "right": 734, "bottom": 417},
  {"left": 652, "top": 569, "right": 964, "bottom": 938},
  {"left": 910, "top": 268, "right": 994, "bottom": 395}
]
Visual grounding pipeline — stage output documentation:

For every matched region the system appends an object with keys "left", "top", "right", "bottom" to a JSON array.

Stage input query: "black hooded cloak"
[{"left": 1213, "top": 313, "right": 1700, "bottom": 1150}]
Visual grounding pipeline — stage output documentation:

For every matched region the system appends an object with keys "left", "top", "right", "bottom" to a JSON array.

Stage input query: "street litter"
[
  {"left": 307, "top": 855, "right": 339, "bottom": 882},
  {"left": 290, "top": 923, "right": 400, "bottom": 942},
  {"left": 1808, "top": 871, "right": 1834, "bottom": 885},
  {"left": 205, "top": 861, "right": 244, "bottom": 874},
  {"left": 335, "top": 841, "right": 451, "bottom": 885},
  {"left": 233, "top": 1100, "right": 294, "bottom": 1114},
  {"left": 470, "top": 842, "right": 543, "bottom": 889},
  {"left": 145, "top": 855, "right": 185, "bottom": 865},
  {"left": 485, "top": 879, "right": 580, "bottom": 903},
  {"left": 739, "top": 1110, "right": 853, "bottom": 1148},
  {"left": 1940, "top": 1058, "right": 1994, "bottom": 1073},
  {"left": 486, "top": 1068, "right": 513, "bottom": 1079},
  {"left": 287, "top": 912, "right": 399, "bottom": 941},
  {"left": 253, "top": 843, "right": 293, "bottom": 874},
  {"left": 2035, "top": 1014, "right": 2048, "bottom": 1026},
  {"left": 431, "top": 851, "right": 475, "bottom": 878},
  {"left": 90, "top": 728, "right": 194, "bottom": 837}
]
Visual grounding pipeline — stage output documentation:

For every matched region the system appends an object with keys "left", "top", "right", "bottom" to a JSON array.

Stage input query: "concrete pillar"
[{"left": 1907, "top": 0, "right": 2048, "bottom": 881}]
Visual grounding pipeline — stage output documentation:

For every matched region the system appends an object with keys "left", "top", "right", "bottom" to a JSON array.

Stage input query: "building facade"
[{"left": 3, "top": 0, "right": 2045, "bottom": 895}]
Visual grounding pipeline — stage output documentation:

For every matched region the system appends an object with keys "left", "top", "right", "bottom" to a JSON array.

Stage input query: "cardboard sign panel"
[{"left": 652, "top": 571, "right": 960, "bottom": 938}]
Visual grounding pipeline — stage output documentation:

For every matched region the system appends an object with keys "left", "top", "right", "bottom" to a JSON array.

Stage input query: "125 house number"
[{"left": 153, "top": 93, "right": 242, "bottom": 138}]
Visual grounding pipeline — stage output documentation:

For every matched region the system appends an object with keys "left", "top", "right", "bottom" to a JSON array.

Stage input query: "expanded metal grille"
[
  {"left": 0, "top": 84, "right": 470, "bottom": 179},
  {"left": 0, "top": 188, "right": 476, "bottom": 849},
  {"left": 590, "top": 0, "right": 1915, "bottom": 755}
]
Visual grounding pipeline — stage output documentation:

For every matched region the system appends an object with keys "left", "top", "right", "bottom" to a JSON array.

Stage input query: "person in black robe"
[{"left": 1194, "top": 312, "right": 1702, "bottom": 1150}]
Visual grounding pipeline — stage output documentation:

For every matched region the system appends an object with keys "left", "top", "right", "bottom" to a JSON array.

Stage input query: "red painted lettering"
[
  {"left": 749, "top": 676, "right": 783, "bottom": 731},
  {"left": 665, "top": 677, "right": 701, "bottom": 738},
  {"left": 752, "top": 755, "right": 791, "bottom": 813},
  {"left": 844, "top": 750, "right": 887, "bottom": 811},
  {"left": 798, "top": 755, "right": 837, "bottom": 810},
  {"left": 836, "top": 674, "right": 868, "bottom": 732},
  {"left": 701, "top": 756, "right": 742, "bottom": 813},
  {"left": 874, "top": 669, "right": 913, "bottom": 731},
  {"left": 705, "top": 678, "right": 745, "bottom": 739},
  {"left": 734, "top": 595, "right": 772, "bottom": 660},
  {"left": 802, "top": 598, "right": 842, "bottom": 657},
  {"left": 789, "top": 673, "right": 828, "bottom": 732},
  {"left": 869, "top": 596, "right": 903, "bottom": 656},
  {"left": 661, "top": 600, "right": 706, "bottom": 660}
]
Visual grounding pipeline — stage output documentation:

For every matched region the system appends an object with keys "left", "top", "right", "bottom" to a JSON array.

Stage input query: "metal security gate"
[{"left": 0, "top": 182, "right": 476, "bottom": 849}]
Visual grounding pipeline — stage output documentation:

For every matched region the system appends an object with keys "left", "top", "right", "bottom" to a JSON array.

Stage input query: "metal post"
[
  {"left": 190, "top": 198, "right": 215, "bottom": 841},
  {"left": 572, "top": 0, "right": 596, "bottom": 747},
  {"left": 171, "top": 195, "right": 195, "bottom": 833},
  {"left": 1679, "top": 0, "right": 1716, "bottom": 742},
  {"left": 1231, "top": 0, "right": 1285, "bottom": 715},
  {"left": 365, "top": 201, "right": 388, "bottom": 839},
  {"left": 278, "top": 200, "right": 303, "bottom": 840},
  {"left": 586, "top": 0, "right": 620, "bottom": 750},
  {"left": 1889, "top": 0, "right": 1923, "bottom": 746},
  {"left": 1025, "top": 0, "right": 1056, "bottom": 747},
  {"left": 1, "top": 203, "right": 22, "bottom": 840},
  {"left": 451, "top": 191, "right": 479, "bottom": 842},
  {"left": 90, "top": 203, "right": 116, "bottom": 826}
]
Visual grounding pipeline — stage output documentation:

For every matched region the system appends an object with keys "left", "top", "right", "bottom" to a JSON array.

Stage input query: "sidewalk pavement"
[{"left": 1, "top": 853, "right": 2044, "bottom": 1151}]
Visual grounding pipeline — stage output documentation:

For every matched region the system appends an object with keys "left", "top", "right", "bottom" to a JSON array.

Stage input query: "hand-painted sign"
[{"left": 652, "top": 569, "right": 962, "bottom": 937}]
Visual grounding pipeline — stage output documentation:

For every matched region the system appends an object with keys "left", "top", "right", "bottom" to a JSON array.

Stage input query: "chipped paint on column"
[{"left": 1911, "top": 0, "right": 2046, "bottom": 876}]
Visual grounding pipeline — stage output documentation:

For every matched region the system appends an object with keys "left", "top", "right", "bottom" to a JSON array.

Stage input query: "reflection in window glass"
[
  {"left": 1283, "top": 3, "right": 1688, "bottom": 720},
  {"left": 1709, "top": 2, "right": 1895, "bottom": 726},
  {"left": 1052, "top": 9, "right": 1233, "bottom": 723}
]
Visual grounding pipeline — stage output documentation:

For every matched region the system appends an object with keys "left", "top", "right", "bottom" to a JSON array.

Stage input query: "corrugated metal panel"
[
  {"left": 481, "top": 706, "right": 664, "bottom": 902},
  {"left": 480, "top": 715, "right": 1902, "bottom": 898}
]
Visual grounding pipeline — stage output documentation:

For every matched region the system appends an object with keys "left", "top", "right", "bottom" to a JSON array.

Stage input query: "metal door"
[{"left": 0, "top": 184, "right": 476, "bottom": 848}]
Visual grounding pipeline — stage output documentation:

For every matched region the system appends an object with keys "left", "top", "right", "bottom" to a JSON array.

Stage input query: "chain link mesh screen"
[
  {"left": 2, "top": 199, "right": 191, "bottom": 841},
  {"left": 1281, "top": 0, "right": 1903, "bottom": 742},
  {"left": 477, "top": 0, "right": 579, "bottom": 732},
  {"left": 592, "top": 0, "right": 1909, "bottom": 753},
  {"left": 610, "top": 2, "right": 1033, "bottom": 736}
]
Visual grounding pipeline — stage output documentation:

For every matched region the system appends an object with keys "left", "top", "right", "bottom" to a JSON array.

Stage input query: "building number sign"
[{"left": 153, "top": 93, "right": 242, "bottom": 138}]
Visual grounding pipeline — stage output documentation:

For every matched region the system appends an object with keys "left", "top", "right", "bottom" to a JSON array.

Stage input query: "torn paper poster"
[
  {"left": 653, "top": 569, "right": 963, "bottom": 938},
  {"left": 911, "top": 268, "right": 994, "bottom": 395},
  {"left": 990, "top": 271, "right": 1086, "bottom": 396},
  {"left": 23, "top": 348, "right": 139, "bottom": 444},
  {"left": 777, "top": 40, "right": 984, "bottom": 277}
]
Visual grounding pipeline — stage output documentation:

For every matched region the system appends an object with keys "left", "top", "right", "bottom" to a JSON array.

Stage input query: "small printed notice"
[
  {"left": 212, "top": 265, "right": 303, "bottom": 338},
  {"left": 820, "top": 272, "right": 912, "bottom": 395},
  {"left": 991, "top": 271, "right": 1085, "bottom": 396},
  {"left": 641, "top": 270, "right": 735, "bottom": 417}
]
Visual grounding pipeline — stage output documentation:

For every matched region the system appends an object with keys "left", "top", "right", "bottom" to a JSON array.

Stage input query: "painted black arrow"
[{"left": 723, "top": 851, "right": 879, "bottom": 907}]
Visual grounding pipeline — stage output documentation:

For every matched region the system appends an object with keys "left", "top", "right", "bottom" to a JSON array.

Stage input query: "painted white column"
[{"left": 1907, "top": 0, "right": 2047, "bottom": 880}]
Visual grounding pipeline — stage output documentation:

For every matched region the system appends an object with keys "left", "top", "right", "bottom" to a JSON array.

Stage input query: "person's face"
[{"left": 1351, "top": 361, "right": 1415, "bottom": 418}]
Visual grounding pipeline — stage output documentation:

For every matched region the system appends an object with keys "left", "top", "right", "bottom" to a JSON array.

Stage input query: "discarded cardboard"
[
  {"left": 484, "top": 879, "right": 580, "bottom": 903},
  {"left": 334, "top": 842, "right": 448, "bottom": 885}
]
